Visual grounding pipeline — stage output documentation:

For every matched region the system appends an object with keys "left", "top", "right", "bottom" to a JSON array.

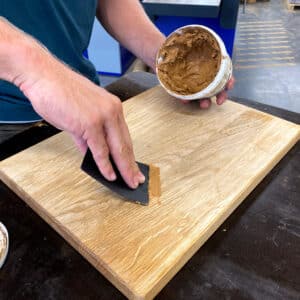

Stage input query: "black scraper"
[{"left": 81, "top": 149, "right": 150, "bottom": 205}]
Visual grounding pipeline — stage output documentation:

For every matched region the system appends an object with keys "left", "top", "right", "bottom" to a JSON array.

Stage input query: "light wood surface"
[{"left": 0, "top": 86, "right": 299, "bottom": 299}]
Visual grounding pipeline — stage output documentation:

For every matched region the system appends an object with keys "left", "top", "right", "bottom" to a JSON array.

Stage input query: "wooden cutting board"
[{"left": 0, "top": 86, "right": 299, "bottom": 299}]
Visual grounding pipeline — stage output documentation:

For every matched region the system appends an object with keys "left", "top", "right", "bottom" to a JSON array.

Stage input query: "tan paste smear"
[
  {"left": 148, "top": 164, "right": 161, "bottom": 200},
  {"left": 157, "top": 27, "right": 221, "bottom": 95}
]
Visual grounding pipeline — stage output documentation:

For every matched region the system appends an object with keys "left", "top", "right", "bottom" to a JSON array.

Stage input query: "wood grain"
[{"left": 0, "top": 86, "right": 299, "bottom": 299}]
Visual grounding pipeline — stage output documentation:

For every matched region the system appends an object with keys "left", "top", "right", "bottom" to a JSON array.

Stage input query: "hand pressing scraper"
[{"left": 81, "top": 149, "right": 160, "bottom": 205}]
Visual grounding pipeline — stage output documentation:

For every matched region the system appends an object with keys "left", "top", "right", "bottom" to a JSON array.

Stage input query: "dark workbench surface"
[{"left": 0, "top": 72, "right": 299, "bottom": 300}]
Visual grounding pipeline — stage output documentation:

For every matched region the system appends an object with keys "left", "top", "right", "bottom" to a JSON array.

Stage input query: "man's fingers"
[
  {"left": 199, "top": 98, "right": 211, "bottom": 109},
  {"left": 87, "top": 128, "right": 116, "bottom": 182},
  {"left": 180, "top": 97, "right": 223, "bottom": 108},
  {"left": 180, "top": 98, "right": 212, "bottom": 109},
  {"left": 226, "top": 76, "right": 235, "bottom": 90},
  {"left": 215, "top": 76, "right": 235, "bottom": 105},
  {"left": 104, "top": 105, "right": 142, "bottom": 189},
  {"left": 118, "top": 115, "right": 145, "bottom": 185},
  {"left": 180, "top": 99, "right": 190, "bottom": 105},
  {"left": 216, "top": 90, "right": 227, "bottom": 105}
]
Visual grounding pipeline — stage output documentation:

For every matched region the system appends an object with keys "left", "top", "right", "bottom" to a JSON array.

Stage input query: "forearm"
[
  {"left": 0, "top": 17, "right": 24, "bottom": 83},
  {"left": 0, "top": 17, "right": 53, "bottom": 92},
  {"left": 96, "top": 0, "right": 165, "bottom": 70}
]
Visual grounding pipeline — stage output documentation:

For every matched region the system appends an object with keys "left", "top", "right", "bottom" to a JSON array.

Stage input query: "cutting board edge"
[
  {"left": 137, "top": 128, "right": 300, "bottom": 300},
  {"left": 0, "top": 128, "right": 299, "bottom": 300},
  {"left": 0, "top": 169, "right": 138, "bottom": 300}
]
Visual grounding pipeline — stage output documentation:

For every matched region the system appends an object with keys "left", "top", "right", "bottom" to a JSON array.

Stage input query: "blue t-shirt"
[{"left": 0, "top": 0, "right": 99, "bottom": 123}]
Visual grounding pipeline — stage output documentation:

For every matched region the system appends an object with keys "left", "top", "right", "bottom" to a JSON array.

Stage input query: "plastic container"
[
  {"left": 0, "top": 222, "right": 8, "bottom": 268},
  {"left": 156, "top": 25, "right": 232, "bottom": 100}
]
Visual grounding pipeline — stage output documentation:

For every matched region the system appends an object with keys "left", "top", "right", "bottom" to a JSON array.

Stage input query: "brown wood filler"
[
  {"left": 148, "top": 164, "right": 161, "bottom": 199},
  {"left": 157, "top": 26, "right": 221, "bottom": 95}
]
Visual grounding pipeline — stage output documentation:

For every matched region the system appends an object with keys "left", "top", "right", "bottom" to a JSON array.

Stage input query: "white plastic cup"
[{"left": 156, "top": 25, "right": 232, "bottom": 100}]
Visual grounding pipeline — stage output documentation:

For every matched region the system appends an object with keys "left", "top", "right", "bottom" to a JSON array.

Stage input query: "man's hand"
[
  {"left": 0, "top": 18, "right": 144, "bottom": 189},
  {"left": 25, "top": 72, "right": 145, "bottom": 189},
  {"left": 180, "top": 76, "right": 235, "bottom": 108}
]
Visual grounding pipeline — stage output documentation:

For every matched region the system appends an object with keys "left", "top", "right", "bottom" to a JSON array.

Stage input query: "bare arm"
[
  {"left": 0, "top": 17, "right": 34, "bottom": 84},
  {"left": 96, "top": 1, "right": 235, "bottom": 108},
  {"left": 0, "top": 17, "right": 144, "bottom": 189},
  {"left": 96, "top": 0, "right": 165, "bottom": 71}
]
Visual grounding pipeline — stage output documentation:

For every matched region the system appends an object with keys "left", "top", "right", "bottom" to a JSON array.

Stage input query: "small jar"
[
  {"left": 0, "top": 222, "right": 8, "bottom": 268},
  {"left": 156, "top": 25, "right": 232, "bottom": 100}
]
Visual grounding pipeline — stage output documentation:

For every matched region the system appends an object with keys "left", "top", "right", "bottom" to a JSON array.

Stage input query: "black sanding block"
[{"left": 81, "top": 149, "right": 150, "bottom": 205}]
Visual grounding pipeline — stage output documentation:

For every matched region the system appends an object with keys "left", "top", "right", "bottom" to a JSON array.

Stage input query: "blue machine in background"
[
  {"left": 142, "top": 0, "right": 240, "bottom": 57},
  {"left": 87, "top": 0, "right": 239, "bottom": 76},
  {"left": 154, "top": 16, "right": 236, "bottom": 57},
  {"left": 86, "top": 20, "right": 136, "bottom": 76}
]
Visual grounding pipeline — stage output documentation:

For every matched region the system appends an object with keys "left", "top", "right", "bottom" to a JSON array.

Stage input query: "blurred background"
[{"left": 87, "top": 0, "right": 300, "bottom": 113}]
